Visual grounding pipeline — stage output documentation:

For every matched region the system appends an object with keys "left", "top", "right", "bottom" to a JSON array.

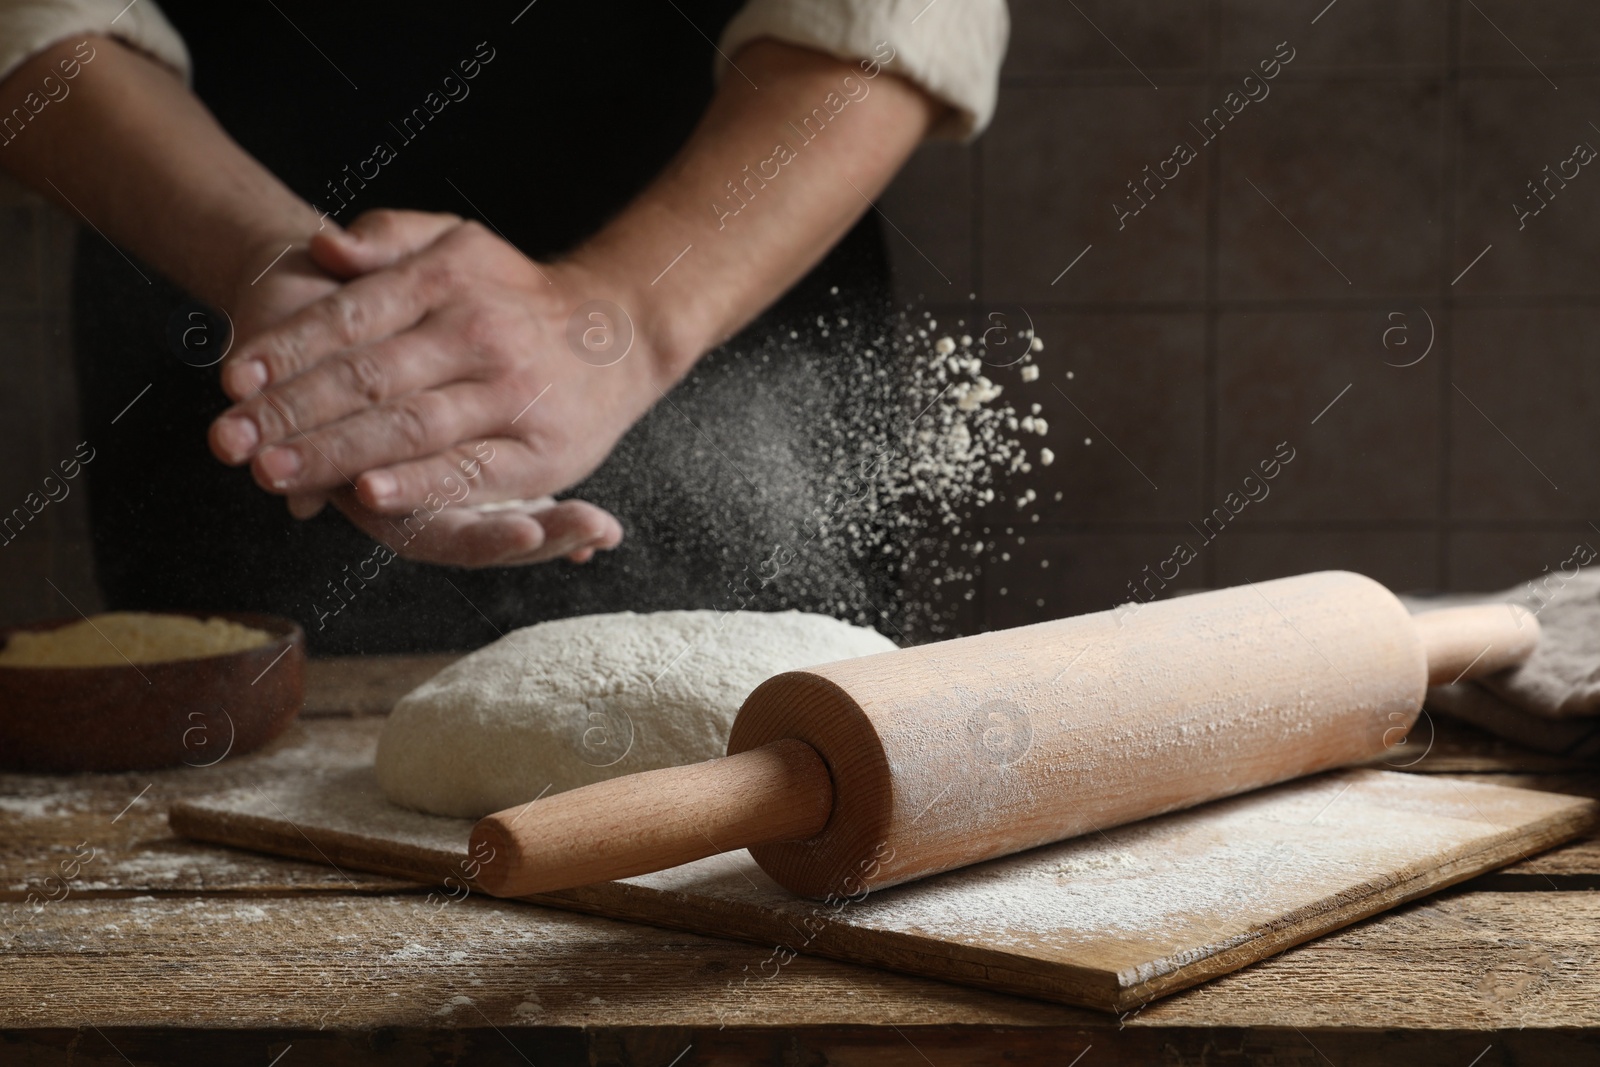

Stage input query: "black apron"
[{"left": 72, "top": 1, "right": 899, "bottom": 653}]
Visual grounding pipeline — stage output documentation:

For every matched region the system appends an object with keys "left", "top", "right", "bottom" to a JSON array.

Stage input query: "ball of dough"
[{"left": 376, "top": 610, "right": 896, "bottom": 818}]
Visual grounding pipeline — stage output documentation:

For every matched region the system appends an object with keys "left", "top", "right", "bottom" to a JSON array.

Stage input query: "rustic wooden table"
[{"left": 3, "top": 655, "right": 1598, "bottom": 1065}]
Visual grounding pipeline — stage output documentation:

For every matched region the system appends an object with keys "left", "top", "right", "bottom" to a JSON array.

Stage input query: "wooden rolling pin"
[{"left": 471, "top": 571, "right": 1537, "bottom": 900}]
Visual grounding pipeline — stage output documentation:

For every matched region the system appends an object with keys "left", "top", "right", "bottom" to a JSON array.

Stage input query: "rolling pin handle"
[
  {"left": 469, "top": 738, "right": 835, "bottom": 898},
  {"left": 1413, "top": 604, "right": 1540, "bottom": 687}
]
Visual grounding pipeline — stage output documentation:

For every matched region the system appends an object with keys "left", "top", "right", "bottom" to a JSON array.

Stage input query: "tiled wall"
[
  {"left": 879, "top": 0, "right": 1600, "bottom": 631},
  {"left": 4, "top": 1, "right": 1597, "bottom": 632},
  {"left": 0, "top": 173, "right": 98, "bottom": 624}
]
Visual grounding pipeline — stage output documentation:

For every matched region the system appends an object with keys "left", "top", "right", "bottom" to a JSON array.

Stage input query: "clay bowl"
[{"left": 0, "top": 611, "right": 305, "bottom": 773}]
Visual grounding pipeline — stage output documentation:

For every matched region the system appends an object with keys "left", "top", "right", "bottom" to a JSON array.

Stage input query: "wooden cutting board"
[{"left": 169, "top": 747, "right": 1594, "bottom": 1013}]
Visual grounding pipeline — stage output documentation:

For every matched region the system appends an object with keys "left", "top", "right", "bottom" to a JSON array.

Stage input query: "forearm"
[
  {"left": 568, "top": 40, "right": 942, "bottom": 385},
  {"left": 0, "top": 35, "right": 317, "bottom": 306}
]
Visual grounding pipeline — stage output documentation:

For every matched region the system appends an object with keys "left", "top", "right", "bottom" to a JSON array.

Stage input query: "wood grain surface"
[
  {"left": 3, "top": 893, "right": 1599, "bottom": 1062},
  {"left": 1, "top": 889, "right": 1597, "bottom": 1030},
  {"left": 4, "top": 655, "right": 1598, "bottom": 1064},
  {"left": 8, "top": 720, "right": 1596, "bottom": 904},
  {"left": 168, "top": 723, "right": 1595, "bottom": 1012}
]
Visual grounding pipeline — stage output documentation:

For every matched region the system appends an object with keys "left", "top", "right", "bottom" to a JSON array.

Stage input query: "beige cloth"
[
  {"left": 719, "top": 0, "right": 1009, "bottom": 139},
  {"left": 0, "top": 0, "right": 189, "bottom": 84},
  {"left": 1402, "top": 571, "right": 1600, "bottom": 757},
  {"left": 0, "top": 1, "right": 1010, "bottom": 139}
]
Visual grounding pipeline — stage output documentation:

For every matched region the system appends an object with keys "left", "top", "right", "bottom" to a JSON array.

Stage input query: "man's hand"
[
  {"left": 221, "top": 234, "right": 347, "bottom": 519},
  {"left": 208, "top": 210, "right": 649, "bottom": 565},
  {"left": 331, "top": 490, "right": 622, "bottom": 567},
  {"left": 1, "top": 34, "right": 937, "bottom": 574},
  {"left": 184, "top": 40, "right": 937, "bottom": 572}
]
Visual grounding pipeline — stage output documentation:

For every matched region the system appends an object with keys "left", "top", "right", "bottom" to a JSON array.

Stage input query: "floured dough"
[{"left": 376, "top": 610, "right": 896, "bottom": 818}]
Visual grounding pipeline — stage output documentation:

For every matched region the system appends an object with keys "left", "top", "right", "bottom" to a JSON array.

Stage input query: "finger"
[
  {"left": 333, "top": 488, "right": 620, "bottom": 568},
  {"left": 496, "top": 499, "right": 623, "bottom": 563},
  {"left": 386, "top": 502, "right": 618, "bottom": 567},
  {"left": 249, "top": 383, "right": 500, "bottom": 495},
  {"left": 310, "top": 209, "right": 462, "bottom": 279},
  {"left": 287, "top": 492, "right": 328, "bottom": 520},
  {"left": 219, "top": 255, "right": 453, "bottom": 401},
  {"left": 352, "top": 438, "right": 541, "bottom": 514},
  {"left": 334, "top": 493, "right": 549, "bottom": 566},
  {"left": 212, "top": 327, "right": 453, "bottom": 462}
]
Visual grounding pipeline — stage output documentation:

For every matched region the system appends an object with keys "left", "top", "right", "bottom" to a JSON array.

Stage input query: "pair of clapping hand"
[{"left": 207, "top": 210, "right": 659, "bottom": 568}]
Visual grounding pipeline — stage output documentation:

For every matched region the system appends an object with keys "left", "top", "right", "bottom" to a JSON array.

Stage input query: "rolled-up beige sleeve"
[
  {"left": 0, "top": 0, "right": 189, "bottom": 85},
  {"left": 717, "top": 0, "right": 1009, "bottom": 140}
]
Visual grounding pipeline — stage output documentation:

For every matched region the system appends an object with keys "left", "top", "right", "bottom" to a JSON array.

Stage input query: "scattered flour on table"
[
  {"left": 624, "top": 773, "right": 1507, "bottom": 983},
  {"left": 0, "top": 793, "right": 89, "bottom": 819},
  {"left": 435, "top": 994, "right": 475, "bottom": 1017},
  {"left": 1042, "top": 850, "right": 1140, "bottom": 877},
  {"left": 376, "top": 609, "right": 895, "bottom": 818},
  {"left": 852, "top": 778, "right": 1483, "bottom": 957}
]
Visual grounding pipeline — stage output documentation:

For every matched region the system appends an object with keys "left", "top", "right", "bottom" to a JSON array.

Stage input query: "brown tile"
[
  {"left": 1460, "top": 2, "right": 1597, "bottom": 73},
  {"left": 0, "top": 206, "right": 40, "bottom": 312},
  {"left": 1217, "top": 78, "right": 1444, "bottom": 300},
  {"left": 42, "top": 313, "right": 81, "bottom": 462},
  {"left": 1450, "top": 308, "right": 1600, "bottom": 520},
  {"left": 1453, "top": 77, "right": 1600, "bottom": 298},
  {"left": 981, "top": 530, "right": 1202, "bottom": 629},
  {"left": 1019, "top": 311, "right": 1206, "bottom": 520},
  {"left": 1220, "top": 0, "right": 1448, "bottom": 71},
  {"left": 1212, "top": 528, "right": 1439, "bottom": 592},
  {"left": 41, "top": 312, "right": 90, "bottom": 541},
  {"left": 0, "top": 171, "right": 45, "bottom": 208},
  {"left": 0, "top": 314, "right": 45, "bottom": 507},
  {"left": 980, "top": 84, "right": 1211, "bottom": 306},
  {"left": 878, "top": 140, "right": 974, "bottom": 304},
  {"left": 1216, "top": 309, "right": 1440, "bottom": 521},
  {"left": 1005, "top": 0, "right": 1210, "bottom": 79},
  {"left": 36, "top": 207, "right": 77, "bottom": 315},
  {"left": 43, "top": 471, "right": 93, "bottom": 542},
  {"left": 46, "top": 534, "right": 102, "bottom": 616},
  {"left": 0, "top": 541, "right": 52, "bottom": 625},
  {"left": 0, "top": 507, "right": 96, "bottom": 626},
  {"left": 1447, "top": 527, "right": 1597, "bottom": 591}
]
